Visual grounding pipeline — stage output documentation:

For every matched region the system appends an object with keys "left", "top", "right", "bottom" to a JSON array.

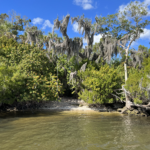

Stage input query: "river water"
[{"left": 0, "top": 111, "right": 150, "bottom": 150}]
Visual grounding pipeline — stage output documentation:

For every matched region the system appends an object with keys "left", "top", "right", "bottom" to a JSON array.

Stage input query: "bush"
[
  {"left": 125, "top": 56, "right": 150, "bottom": 104},
  {"left": 78, "top": 64, "right": 124, "bottom": 104},
  {"left": 18, "top": 72, "right": 63, "bottom": 102},
  {"left": 0, "top": 38, "right": 63, "bottom": 104},
  {"left": 0, "top": 36, "right": 18, "bottom": 47},
  {"left": 125, "top": 68, "right": 143, "bottom": 104}
]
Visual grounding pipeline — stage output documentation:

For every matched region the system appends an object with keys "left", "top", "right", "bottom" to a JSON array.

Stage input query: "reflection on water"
[{"left": 0, "top": 111, "right": 150, "bottom": 150}]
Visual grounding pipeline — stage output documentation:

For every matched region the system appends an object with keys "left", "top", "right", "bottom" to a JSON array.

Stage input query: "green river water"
[{"left": 0, "top": 111, "right": 150, "bottom": 150}]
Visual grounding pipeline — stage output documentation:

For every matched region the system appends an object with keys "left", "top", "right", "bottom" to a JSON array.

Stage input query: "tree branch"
[
  {"left": 111, "top": 94, "right": 124, "bottom": 102},
  {"left": 118, "top": 41, "right": 126, "bottom": 50}
]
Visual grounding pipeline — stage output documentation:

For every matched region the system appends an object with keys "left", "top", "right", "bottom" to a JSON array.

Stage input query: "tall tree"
[
  {"left": 94, "top": 1, "right": 150, "bottom": 108},
  {"left": 116, "top": 1, "right": 150, "bottom": 108},
  {"left": 117, "top": 1, "right": 150, "bottom": 82}
]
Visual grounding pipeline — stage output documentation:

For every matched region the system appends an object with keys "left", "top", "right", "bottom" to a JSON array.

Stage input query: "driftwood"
[{"left": 118, "top": 85, "right": 150, "bottom": 116}]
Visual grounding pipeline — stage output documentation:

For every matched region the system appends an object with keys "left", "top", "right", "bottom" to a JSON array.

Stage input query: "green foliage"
[
  {"left": 125, "top": 56, "right": 150, "bottom": 104},
  {"left": 55, "top": 54, "right": 83, "bottom": 95},
  {"left": 0, "top": 11, "right": 31, "bottom": 41},
  {"left": 92, "top": 42, "right": 100, "bottom": 54},
  {"left": 0, "top": 36, "right": 18, "bottom": 47},
  {"left": 78, "top": 64, "right": 124, "bottom": 104},
  {"left": 95, "top": 13, "right": 119, "bottom": 38},
  {"left": 125, "top": 68, "right": 143, "bottom": 104},
  {"left": 0, "top": 37, "right": 63, "bottom": 104},
  {"left": 19, "top": 72, "right": 62, "bottom": 102},
  {"left": 0, "top": 13, "right": 9, "bottom": 23},
  {"left": 138, "top": 45, "right": 149, "bottom": 52},
  {"left": 0, "top": 22, "right": 13, "bottom": 37},
  {"left": 134, "top": 98, "right": 143, "bottom": 104},
  {"left": 67, "top": 58, "right": 102, "bottom": 95},
  {"left": 0, "top": 63, "right": 14, "bottom": 104},
  {"left": 0, "top": 9, "right": 150, "bottom": 107}
]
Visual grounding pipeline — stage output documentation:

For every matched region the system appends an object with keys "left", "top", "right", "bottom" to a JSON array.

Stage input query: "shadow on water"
[{"left": 0, "top": 110, "right": 66, "bottom": 119}]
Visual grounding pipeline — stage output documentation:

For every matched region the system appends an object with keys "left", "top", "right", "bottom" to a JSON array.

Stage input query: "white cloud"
[
  {"left": 73, "top": 0, "right": 94, "bottom": 10},
  {"left": 118, "top": 4, "right": 126, "bottom": 13},
  {"left": 42, "top": 20, "right": 53, "bottom": 30},
  {"left": 82, "top": 44, "right": 86, "bottom": 48},
  {"left": 32, "top": 18, "right": 54, "bottom": 30},
  {"left": 32, "top": 17, "right": 43, "bottom": 25},
  {"left": 140, "top": 28, "right": 150, "bottom": 40},
  {"left": 144, "top": 0, "right": 150, "bottom": 5},
  {"left": 72, "top": 22, "right": 79, "bottom": 32},
  {"left": 83, "top": 34, "right": 102, "bottom": 45},
  {"left": 83, "top": 3, "right": 93, "bottom": 10},
  {"left": 93, "top": 34, "right": 102, "bottom": 44},
  {"left": 83, "top": 38, "right": 87, "bottom": 44},
  {"left": 72, "top": 22, "right": 83, "bottom": 33}
]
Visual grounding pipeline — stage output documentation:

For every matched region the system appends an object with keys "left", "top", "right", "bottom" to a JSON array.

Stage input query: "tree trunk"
[
  {"left": 124, "top": 62, "right": 128, "bottom": 82},
  {"left": 124, "top": 56, "right": 130, "bottom": 108}
]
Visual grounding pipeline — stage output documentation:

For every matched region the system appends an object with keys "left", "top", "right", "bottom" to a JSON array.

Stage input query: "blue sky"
[{"left": 1, "top": 0, "right": 150, "bottom": 50}]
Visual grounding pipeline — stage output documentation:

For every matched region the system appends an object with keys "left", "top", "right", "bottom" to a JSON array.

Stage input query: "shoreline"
[
  {"left": 40, "top": 106, "right": 113, "bottom": 112},
  {"left": 0, "top": 97, "right": 122, "bottom": 113},
  {"left": 0, "top": 97, "right": 149, "bottom": 117},
  {"left": 39, "top": 97, "right": 122, "bottom": 112}
]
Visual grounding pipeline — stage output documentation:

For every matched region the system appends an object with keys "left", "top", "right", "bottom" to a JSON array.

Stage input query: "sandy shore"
[{"left": 40, "top": 97, "right": 114, "bottom": 112}]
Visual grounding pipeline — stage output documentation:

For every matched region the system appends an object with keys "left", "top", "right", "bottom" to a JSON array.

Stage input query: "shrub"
[
  {"left": 125, "top": 56, "right": 150, "bottom": 104},
  {"left": 78, "top": 64, "right": 124, "bottom": 104},
  {"left": 0, "top": 38, "right": 63, "bottom": 104}
]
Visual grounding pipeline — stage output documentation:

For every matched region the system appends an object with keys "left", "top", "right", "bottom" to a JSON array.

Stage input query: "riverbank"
[
  {"left": 39, "top": 97, "right": 125, "bottom": 112},
  {"left": 0, "top": 97, "right": 125, "bottom": 112},
  {"left": 1, "top": 97, "right": 150, "bottom": 117}
]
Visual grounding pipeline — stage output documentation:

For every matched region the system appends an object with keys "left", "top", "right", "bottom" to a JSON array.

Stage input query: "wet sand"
[{"left": 40, "top": 97, "right": 113, "bottom": 112}]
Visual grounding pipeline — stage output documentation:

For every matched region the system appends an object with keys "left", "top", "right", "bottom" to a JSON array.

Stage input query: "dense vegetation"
[
  {"left": 78, "top": 64, "right": 124, "bottom": 104},
  {"left": 0, "top": 37, "right": 63, "bottom": 105},
  {"left": 0, "top": 1, "right": 150, "bottom": 109}
]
